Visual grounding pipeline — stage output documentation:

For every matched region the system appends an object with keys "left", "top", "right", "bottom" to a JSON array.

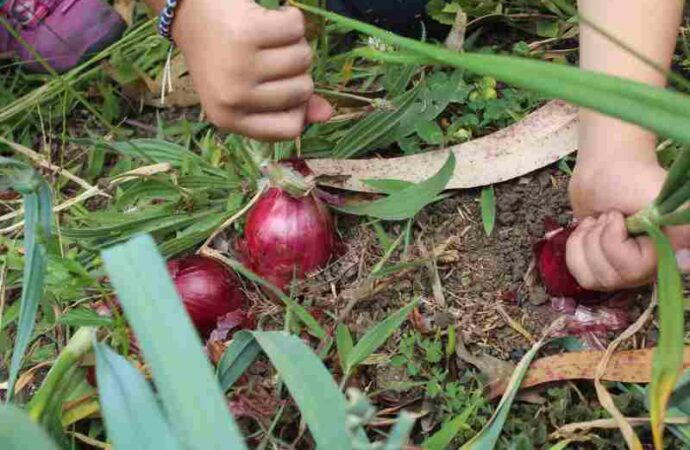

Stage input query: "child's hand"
[
  {"left": 566, "top": 160, "right": 690, "bottom": 291},
  {"left": 172, "top": 0, "right": 332, "bottom": 140}
]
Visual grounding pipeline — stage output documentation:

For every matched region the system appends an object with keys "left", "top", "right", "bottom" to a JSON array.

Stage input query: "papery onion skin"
[
  {"left": 167, "top": 255, "right": 246, "bottom": 335},
  {"left": 534, "top": 226, "right": 600, "bottom": 301},
  {"left": 240, "top": 185, "right": 336, "bottom": 292}
]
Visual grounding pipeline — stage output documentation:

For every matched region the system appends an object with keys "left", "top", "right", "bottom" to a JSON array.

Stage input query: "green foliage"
[
  {"left": 102, "top": 234, "right": 247, "bottom": 450},
  {"left": 337, "top": 152, "right": 455, "bottom": 220},
  {"left": 480, "top": 186, "right": 496, "bottom": 237},
  {"left": 341, "top": 299, "right": 419, "bottom": 377},
  {"left": 1, "top": 158, "right": 52, "bottom": 402},
  {"left": 0, "top": 405, "right": 60, "bottom": 450},
  {"left": 94, "top": 341, "right": 184, "bottom": 450}
]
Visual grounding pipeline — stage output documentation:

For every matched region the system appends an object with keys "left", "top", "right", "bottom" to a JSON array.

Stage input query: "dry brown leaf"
[
  {"left": 308, "top": 100, "right": 578, "bottom": 192},
  {"left": 114, "top": 0, "right": 136, "bottom": 26},
  {"left": 143, "top": 54, "right": 201, "bottom": 108},
  {"left": 490, "top": 346, "right": 690, "bottom": 399}
]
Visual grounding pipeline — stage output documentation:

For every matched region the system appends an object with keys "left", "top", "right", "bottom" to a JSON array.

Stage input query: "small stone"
[{"left": 529, "top": 285, "right": 549, "bottom": 306}]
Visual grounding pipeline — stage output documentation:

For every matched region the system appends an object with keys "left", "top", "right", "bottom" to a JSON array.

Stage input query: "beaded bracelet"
[{"left": 157, "top": 0, "right": 180, "bottom": 41}]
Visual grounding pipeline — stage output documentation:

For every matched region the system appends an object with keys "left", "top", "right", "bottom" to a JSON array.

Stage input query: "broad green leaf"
[
  {"left": 422, "top": 401, "right": 478, "bottom": 450},
  {"left": 480, "top": 186, "right": 496, "bottom": 237},
  {"left": 58, "top": 308, "right": 114, "bottom": 328},
  {"left": 345, "top": 299, "right": 418, "bottom": 374},
  {"left": 102, "top": 235, "right": 247, "bottom": 450},
  {"left": 2, "top": 159, "right": 52, "bottom": 402},
  {"left": 668, "top": 370, "right": 690, "bottom": 444},
  {"left": 94, "top": 342, "right": 183, "bottom": 450},
  {"left": 642, "top": 224, "right": 686, "bottom": 449},
  {"left": 218, "top": 331, "right": 351, "bottom": 450},
  {"left": 332, "top": 86, "right": 421, "bottom": 159},
  {"left": 460, "top": 337, "right": 548, "bottom": 449},
  {"left": 217, "top": 332, "right": 262, "bottom": 392},
  {"left": 295, "top": 3, "right": 690, "bottom": 147},
  {"left": 0, "top": 404, "right": 60, "bottom": 450},
  {"left": 415, "top": 121, "right": 444, "bottom": 145},
  {"left": 337, "top": 152, "right": 455, "bottom": 221},
  {"left": 363, "top": 179, "right": 415, "bottom": 194},
  {"left": 336, "top": 324, "right": 354, "bottom": 373},
  {"left": 382, "top": 64, "right": 418, "bottom": 97}
]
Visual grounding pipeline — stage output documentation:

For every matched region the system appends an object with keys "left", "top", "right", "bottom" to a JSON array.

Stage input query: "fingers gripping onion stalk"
[
  {"left": 167, "top": 256, "right": 246, "bottom": 335},
  {"left": 237, "top": 159, "right": 337, "bottom": 292}
]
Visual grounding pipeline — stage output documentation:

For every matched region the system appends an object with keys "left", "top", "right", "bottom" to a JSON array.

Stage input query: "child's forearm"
[{"left": 577, "top": 0, "right": 684, "bottom": 169}]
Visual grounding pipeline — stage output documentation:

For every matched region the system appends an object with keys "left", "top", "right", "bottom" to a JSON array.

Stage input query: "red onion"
[
  {"left": 238, "top": 159, "right": 336, "bottom": 292},
  {"left": 167, "top": 255, "right": 246, "bottom": 335},
  {"left": 534, "top": 225, "right": 599, "bottom": 301},
  {"left": 0, "top": 190, "right": 19, "bottom": 200}
]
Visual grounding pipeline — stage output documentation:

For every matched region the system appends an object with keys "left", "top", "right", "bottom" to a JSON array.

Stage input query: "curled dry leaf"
[
  {"left": 308, "top": 100, "right": 578, "bottom": 192},
  {"left": 142, "top": 54, "right": 200, "bottom": 108},
  {"left": 489, "top": 346, "right": 690, "bottom": 399}
]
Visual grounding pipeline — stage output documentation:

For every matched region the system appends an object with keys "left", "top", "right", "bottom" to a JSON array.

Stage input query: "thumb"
[{"left": 305, "top": 95, "right": 333, "bottom": 124}]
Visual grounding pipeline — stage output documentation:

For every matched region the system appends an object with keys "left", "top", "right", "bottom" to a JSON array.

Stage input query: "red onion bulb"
[
  {"left": 239, "top": 176, "right": 336, "bottom": 292},
  {"left": 534, "top": 226, "right": 601, "bottom": 301},
  {"left": 167, "top": 255, "right": 246, "bottom": 334}
]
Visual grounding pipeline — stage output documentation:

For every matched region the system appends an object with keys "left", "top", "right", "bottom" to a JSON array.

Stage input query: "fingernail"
[{"left": 676, "top": 249, "right": 690, "bottom": 272}]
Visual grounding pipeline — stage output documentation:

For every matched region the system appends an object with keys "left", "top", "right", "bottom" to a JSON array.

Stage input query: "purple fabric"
[{"left": 0, "top": 0, "right": 125, "bottom": 72}]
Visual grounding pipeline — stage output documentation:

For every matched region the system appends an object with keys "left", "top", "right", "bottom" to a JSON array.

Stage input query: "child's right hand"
[{"left": 172, "top": 0, "right": 332, "bottom": 141}]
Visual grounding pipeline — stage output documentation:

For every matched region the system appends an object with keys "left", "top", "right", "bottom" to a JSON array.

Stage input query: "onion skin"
[
  {"left": 534, "top": 226, "right": 600, "bottom": 302},
  {"left": 240, "top": 181, "right": 336, "bottom": 292},
  {"left": 167, "top": 256, "right": 246, "bottom": 335}
]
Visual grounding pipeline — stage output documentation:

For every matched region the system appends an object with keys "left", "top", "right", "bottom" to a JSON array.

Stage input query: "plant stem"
[
  {"left": 263, "top": 163, "right": 315, "bottom": 198},
  {"left": 625, "top": 205, "right": 661, "bottom": 235},
  {"left": 658, "top": 179, "right": 690, "bottom": 215},
  {"left": 27, "top": 327, "right": 95, "bottom": 422}
]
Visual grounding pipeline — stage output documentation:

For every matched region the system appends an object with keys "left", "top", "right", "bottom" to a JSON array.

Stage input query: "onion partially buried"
[{"left": 167, "top": 255, "right": 246, "bottom": 335}]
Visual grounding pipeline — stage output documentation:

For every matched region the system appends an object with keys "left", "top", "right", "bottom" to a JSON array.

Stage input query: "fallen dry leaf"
[
  {"left": 490, "top": 346, "right": 690, "bottom": 399},
  {"left": 308, "top": 100, "right": 578, "bottom": 192},
  {"left": 114, "top": 0, "right": 136, "bottom": 26},
  {"left": 143, "top": 54, "right": 201, "bottom": 108}
]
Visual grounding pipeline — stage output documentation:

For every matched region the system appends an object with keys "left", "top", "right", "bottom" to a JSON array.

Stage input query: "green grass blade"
[
  {"left": 383, "top": 411, "right": 415, "bottom": 450},
  {"left": 101, "top": 235, "right": 247, "bottom": 450},
  {"left": 294, "top": 3, "right": 690, "bottom": 147},
  {"left": 641, "top": 223, "right": 686, "bottom": 449},
  {"left": 547, "top": 440, "right": 572, "bottom": 450},
  {"left": 335, "top": 324, "right": 354, "bottom": 373},
  {"left": 220, "top": 331, "right": 352, "bottom": 449},
  {"left": 480, "top": 186, "right": 496, "bottom": 237},
  {"left": 337, "top": 153, "right": 455, "bottom": 220},
  {"left": 345, "top": 299, "right": 418, "bottom": 374},
  {"left": 422, "top": 401, "right": 478, "bottom": 450},
  {"left": 0, "top": 405, "right": 60, "bottom": 450},
  {"left": 460, "top": 337, "right": 548, "bottom": 450},
  {"left": 217, "top": 331, "right": 262, "bottom": 392},
  {"left": 94, "top": 341, "right": 184, "bottom": 450},
  {"left": 6, "top": 179, "right": 52, "bottom": 402},
  {"left": 217, "top": 255, "right": 328, "bottom": 339},
  {"left": 332, "top": 86, "right": 421, "bottom": 159}
]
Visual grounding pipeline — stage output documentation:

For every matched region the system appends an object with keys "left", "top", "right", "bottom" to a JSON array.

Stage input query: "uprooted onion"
[
  {"left": 167, "top": 255, "right": 246, "bottom": 334},
  {"left": 238, "top": 159, "right": 337, "bottom": 292},
  {"left": 534, "top": 225, "right": 599, "bottom": 302}
]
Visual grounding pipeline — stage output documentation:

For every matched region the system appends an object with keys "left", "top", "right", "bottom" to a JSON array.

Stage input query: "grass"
[{"left": 1, "top": 1, "right": 689, "bottom": 449}]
